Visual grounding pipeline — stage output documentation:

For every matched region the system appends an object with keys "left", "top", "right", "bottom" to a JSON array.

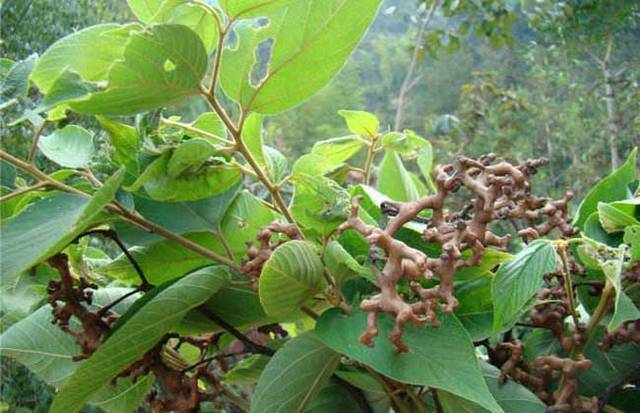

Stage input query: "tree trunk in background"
[
  {"left": 602, "top": 35, "right": 621, "bottom": 171},
  {"left": 393, "top": 0, "right": 438, "bottom": 131}
]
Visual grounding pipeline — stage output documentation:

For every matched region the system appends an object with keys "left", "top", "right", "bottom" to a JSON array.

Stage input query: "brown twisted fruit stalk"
[
  {"left": 532, "top": 356, "right": 596, "bottom": 413},
  {"left": 600, "top": 319, "right": 640, "bottom": 350},
  {"left": 47, "top": 254, "right": 114, "bottom": 360},
  {"left": 241, "top": 221, "right": 301, "bottom": 277},
  {"left": 338, "top": 154, "right": 577, "bottom": 352},
  {"left": 496, "top": 340, "right": 550, "bottom": 400},
  {"left": 530, "top": 279, "right": 585, "bottom": 351}
]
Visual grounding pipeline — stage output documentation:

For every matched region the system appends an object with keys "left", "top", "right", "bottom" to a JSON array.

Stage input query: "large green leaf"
[
  {"left": 492, "top": 240, "right": 557, "bottom": 333},
  {"left": 31, "top": 24, "right": 132, "bottom": 93},
  {"left": 38, "top": 125, "right": 95, "bottom": 168},
  {"left": 376, "top": 151, "right": 420, "bottom": 202},
  {"left": 292, "top": 135, "right": 365, "bottom": 177},
  {"left": 259, "top": 240, "right": 325, "bottom": 317},
  {"left": 438, "top": 363, "right": 545, "bottom": 413},
  {"left": 316, "top": 309, "right": 503, "bottom": 413},
  {"left": 99, "top": 232, "right": 226, "bottom": 285},
  {"left": 252, "top": 332, "right": 340, "bottom": 413},
  {"left": 0, "top": 289, "right": 152, "bottom": 413},
  {"left": 71, "top": 24, "right": 208, "bottom": 115},
  {"left": 50, "top": 266, "right": 228, "bottom": 413},
  {"left": 127, "top": 0, "right": 218, "bottom": 50},
  {"left": 242, "top": 113, "right": 267, "bottom": 170},
  {"left": 0, "top": 169, "right": 125, "bottom": 281},
  {"left": 117, "top": 183, "right": 240, "bottom": 245},
  {"left": 221, "top": 0, "right": 381, "bottom": 114},
  {"left": 127, "top": 152, "right": 241, "bottom": 202},
  {"left": 573, "top": 148, "right": 637, "bottom": 228}
]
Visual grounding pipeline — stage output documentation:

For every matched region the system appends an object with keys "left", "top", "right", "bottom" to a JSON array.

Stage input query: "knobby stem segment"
[{"left": 0, "top": 150, "right": 241, "bottom": 273}]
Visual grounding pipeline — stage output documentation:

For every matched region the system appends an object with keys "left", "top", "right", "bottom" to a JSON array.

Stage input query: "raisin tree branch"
[
  {"left": 0, "top": 181, "right": 49, "bottom": 202},
  {"left": 0, "top": 150, "right": 241, "bottom": 272}
]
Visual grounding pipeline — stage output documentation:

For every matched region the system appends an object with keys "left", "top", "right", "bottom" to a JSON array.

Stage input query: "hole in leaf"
[
  {"left": 163, "top": 58, "right": 176, "bottom": 72},
  {"left": 250, "top": 37, "right": 273, "bottom": 87}
]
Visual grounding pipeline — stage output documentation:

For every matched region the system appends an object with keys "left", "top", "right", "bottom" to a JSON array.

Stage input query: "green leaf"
[
  {"left": 1, "top": 54, "right": 36, "bottom": 99},
  {"left": 315, "top": 309, "right": 503, "bottom": 413},
  {"left": 190, "top": 112, "right": 227, "bottom": 143},
  {"left": 71, "top": 25, "right": 208, "bottom": 115},
  {"left": 492, "top": 240, "right": 557, "bottom": 333},
  {"left": 50, "top": 266, "right": 228, "bottom": 413},
  {"left": 220, "top": 190, "right": 280, "bottom": 257},
  {"left": 0, "top": 289, "right": 153, "bottom": 412},
  {"left": 376, "top": 151, "right": 420, "bottom": 202},
  {"left": 167, "top": 138, "right": 218, "bottom": 178},
  {"left": 624, "top": 225, "right": 640, "bottom": 261},
  {"left": 221, "top": 0, "right": 381, "bottom": 114},
  {"left": 582, "top": 240, "right": 640, "bottom": 330},
  {"left": 224, "top": 354, "right": 270, "bottom": 384},
  {"left": 127, "top": 152, "right": 241, "bottom": 202},
  {"left": 579, "top": 327, "right": 640, "bottom": 397},
  {"left": 252, "top": 332, "right": 340, "bottom": 413},
  {"left": 438, "top": 363, "right": 545, "bottom": 413},
  {"left": 305, "top": 384, "right": 360, "bottom": 413},
  {"left": 31, "top": 24, "right": 132, "bottom": 93},
  {"left": 37, "top": 125, "right": 95, "bottom": 168},
  {"left": 290, "top": 173, "right": 350, "bottom": 237},
  {"left": 220, "top": 0, "right": 294, "bottom": 20},
  {"left": 259, "top": 240, "right": 325, "bottom": 317},
  {"left": 311, "top": 135, "right": 365, "bottom": 165},
  {"left": 97, "top": 116, "right": 140, "bottom": 175},
  {"left": 324, "top": 240, "right": 371, "bottom": 285},
  {"left": 455, "top": 275, "right": 494, "bottom": 341},
  {"left": 573, "top": 148, "right": 637, "bottom": 228},
  {"left": 0, "top": 159, "right": 16, "bottom": 189},
  {"left": 598, "top": 201, "right": 640, "bottom": 233},
  {"left": 99, "top": 232, "right": 225, "bottom": 285},
  {"left": 128, "top": 0, "right": 218, "bottom": 51},
  {"left": 116, "top": 183, "right": 240, "bottom": 245},
  {"left": 0, "top": 169, "right": 125, "bottom": 281},
  {"left": 264, "top": 145, "right": 289, "bottom": 182},
  {"left": 338, "top": 110, "right": 379, "bottom": 137},
  {"left": 242, "top": 113, "right": 267, "bottom": 169}
]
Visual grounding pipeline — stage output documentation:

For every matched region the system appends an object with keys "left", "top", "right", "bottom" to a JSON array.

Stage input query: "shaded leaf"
[
  {"left": 376, "top": 151, "right": 420, "bottom": 202},
  {"left": 252, "top": 332, "right": 340, "bottom": 413},
  {"left": 316, "top": 309, "right": 503, "bottom": 413},
  {"left": 0, "top": 170, "right": 125, "bottom": 281}
]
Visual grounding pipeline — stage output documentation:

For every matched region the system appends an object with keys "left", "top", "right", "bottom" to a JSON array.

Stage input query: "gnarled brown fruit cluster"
[
  {"left": 241, "top": 221, "right": 301, "bottom": 278},
  {"left": 338, "top": 154, "right": 576, "bottom": 352}
]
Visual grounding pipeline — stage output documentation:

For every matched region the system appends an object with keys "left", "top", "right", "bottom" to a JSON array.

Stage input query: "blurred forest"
[
  {"left": 0, "top": 0, "right": 639, "bottom": 411},
  {"left": 2, "top": 0, "right": 639, "bottom": 200}
]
